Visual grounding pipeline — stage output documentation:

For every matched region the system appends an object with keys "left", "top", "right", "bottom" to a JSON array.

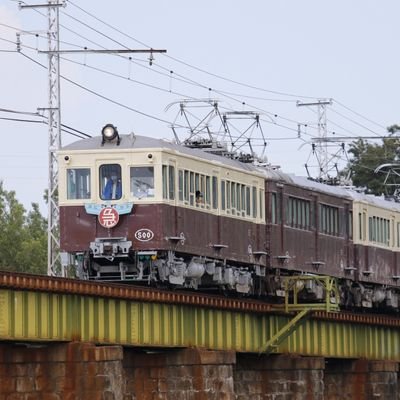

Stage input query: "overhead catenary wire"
[
  {"left": 334, "top": 99, "right": 387, "bottom": 130},
  {"left": 12, "top": 1, "right": 390, "bottom": 143},
  {"left": 65, "top": 1, "right": 390, "bottom": 138},
  {"left": 59, "top": 7, "right": 314, "bottom": 105},
  {"left": 65, "top": 0, "right": 322, "bottom": 101},
  {"left": 9, "top": 0, "right": 389, "bottom": 172},
  {"left": 19, "top": 51, "right": 189, "bottom": 129},
  {"left": 23, "top": 2, "right": 385, "bottom": 145},
  {"left": 329, "top": 107, "right": 384, "bottom": 137}
]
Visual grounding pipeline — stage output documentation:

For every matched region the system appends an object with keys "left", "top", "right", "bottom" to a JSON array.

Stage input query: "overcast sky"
[{"left": 0, "top": 1, "right": 399, "bottom": 214}]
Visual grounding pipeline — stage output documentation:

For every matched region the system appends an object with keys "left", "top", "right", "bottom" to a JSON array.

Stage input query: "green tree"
[
  {"left": 343, "top": 125, "right": 400, "bottom": 195},
  {"left": 0, "top": 182, "right": 47, "bottom": 274}
]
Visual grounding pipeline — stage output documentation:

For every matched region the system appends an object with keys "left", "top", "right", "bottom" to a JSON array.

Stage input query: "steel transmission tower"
[{"left": 297, "top": 99, "right": 333, "bottom": 180}]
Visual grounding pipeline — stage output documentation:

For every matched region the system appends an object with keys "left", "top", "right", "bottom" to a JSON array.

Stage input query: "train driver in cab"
[{"left": 102, "top": 173, "right": 122, "bottom": 200}]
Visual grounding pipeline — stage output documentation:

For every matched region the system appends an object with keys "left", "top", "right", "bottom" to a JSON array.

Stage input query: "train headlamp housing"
[{"left": 101, "top": 124, "right": 120, "bottom": 146}]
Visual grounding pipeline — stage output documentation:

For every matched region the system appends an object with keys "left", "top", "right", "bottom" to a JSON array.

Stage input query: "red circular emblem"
[{"left": 98, "top": 207, "right": 119, "bottom": 228}]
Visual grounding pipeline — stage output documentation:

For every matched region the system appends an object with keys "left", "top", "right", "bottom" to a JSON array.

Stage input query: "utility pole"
[
  {"left": 297, "top": 99, "right": 332, "bottom": 180},
  {"left": 20, "top": 0, "right": 63, "bottom": 276},
  {"left": 20, "top": 1, "right": 166, "bottom": 276}
]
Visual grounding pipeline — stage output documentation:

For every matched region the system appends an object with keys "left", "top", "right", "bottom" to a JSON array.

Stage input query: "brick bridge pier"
[{"left": 0, "top": 342, "right": 397, "bottom": 399}]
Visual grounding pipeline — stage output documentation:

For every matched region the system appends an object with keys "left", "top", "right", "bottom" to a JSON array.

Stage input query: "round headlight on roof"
[{"left": 101, "top": 123, "right": 118, "bottom": 141}]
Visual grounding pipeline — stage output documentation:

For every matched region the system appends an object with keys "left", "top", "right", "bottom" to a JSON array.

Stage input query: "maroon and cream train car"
[
  {"left": 58, "top": 126, "right": 267, "bottom": 294},
  {"left": 264, "top": 171, "right": 400, "bottom": 309},
  {"left": 265, "top": 173, "right": 354, "bottom": 276}
]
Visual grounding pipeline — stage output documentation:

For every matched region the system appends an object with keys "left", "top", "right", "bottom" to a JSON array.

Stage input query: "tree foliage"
[
  {"left": 0, "top": 182, "right": 47, "bottom": 274},
  {"left": 344, "top": 125, "right": 400, "bottom": 196}
]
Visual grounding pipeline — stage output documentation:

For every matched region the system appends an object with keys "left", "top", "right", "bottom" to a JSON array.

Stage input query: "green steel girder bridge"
[{"left": 0, "top": 272, "right": 399, "bottom": 360}]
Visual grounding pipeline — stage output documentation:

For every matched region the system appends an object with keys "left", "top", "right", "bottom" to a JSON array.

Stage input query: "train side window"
[
  {"left": 287, "top": 197, "right": 292, "bottom": 225},
  {"left": 242, "top": 185, "right": 246, "bottom": 217},
  {"left": 212, "top": 176, "right": 218, "bottom": 210},
  {"left": 252, "top": 186, "right": 257, "bottom": 218},
  {"left": 369, "top": 217, "right": 374, "bottom": 241},
  {"left": 236, "top": 184, "right": 241, "bottom": 215},
  {"left": 246, "top": 187, "right": 251, "bottom": 216},
  {"left": 205, "top": 176, "right": 211, "bottom": 208},
  {"left": 226, "top": 181, "right": 231, "bottom": 212},
  {"left": 348, "top": 211, "right": 353, "bottom": 239},
  {"left": 184, "top": 170, "right": 189, "bottom": 203},
  {"left": 168, "top": 166, "right": 175, "bottom": 200},
  {"left": 67, "top": 168, "right": 91, "bottom": 200},
  {"left": 391, "top": 220, "right": 394, "bottom": 247},
  {"left": 319, "top": 203, "right": 339, "bottom": 236},
  {"left": 100, "top": 164, "right": 122, "bottom": 201},
  {"left": 231, "top": 182, "right": 236, "bottom": 212},
  {"left": 162, "top": 165, "right": 175, "bottom": 200},
  {"left": 271, "top": 193, "right": 277, "bottom": 223},
  {"left": 200, "top": 175, "right": 205, "bottom": 208},
  {"left": 162, "top": 166, "right": 168, "bottom": 199},
  {"left": 397, "top": 222, "right": 400, "bottom": 247},
  {"left": 189, "top": 172, "right": 194, "bottom": 206},
  {"left": 259, "top": 189, "right": 264, "bottom": 221},
  {"left": 369, "top": 215, "right": 390, "bottom": 246},
  {"left": 130, "top": 166, "right": 154, "bottom": 198},
  {"left": 194, "top": 173, "right": 199, "bottom": 206},
  {"left": 305, "top": 201, "right": 310, "bottom": 229},
  {"left": 221, "top": 180, "right": 226, "bottom": 211},
  {"left": 178, "top": 170, "right": 183, "bottom": 201}
]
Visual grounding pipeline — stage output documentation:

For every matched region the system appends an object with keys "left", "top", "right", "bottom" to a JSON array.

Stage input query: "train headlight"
[{"left": 101, "top": 123, "right": 120, "bottom": 145}]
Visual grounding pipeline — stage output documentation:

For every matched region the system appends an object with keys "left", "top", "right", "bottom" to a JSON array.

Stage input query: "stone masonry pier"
[{"left": 0, "top": 342, "right": 397, "bottom": 399}]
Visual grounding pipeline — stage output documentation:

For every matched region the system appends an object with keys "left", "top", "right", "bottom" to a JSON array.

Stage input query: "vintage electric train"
[{"left": 58, "top": 124, "right": 400, "bottom": 311}]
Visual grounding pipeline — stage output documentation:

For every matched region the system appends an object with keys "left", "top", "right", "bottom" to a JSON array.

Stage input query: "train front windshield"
[{"left": 99, "top": 164, "right": 122, "bottom": 201}]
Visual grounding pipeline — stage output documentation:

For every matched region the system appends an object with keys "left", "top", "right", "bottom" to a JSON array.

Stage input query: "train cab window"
[
  {"left": 100, "top": 164, "right": 122, "bottom": 201},
  {"left": 130, "top": 167, "right": 154, "bottom": 198},
  {"left": 67, "top": 168, "right": 90, "bottom": 200}
]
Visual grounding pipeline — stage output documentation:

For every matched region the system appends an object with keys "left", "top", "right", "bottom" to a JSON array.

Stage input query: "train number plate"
[{"left": 135, "top": 228, "right": 154, "bottom": 242}]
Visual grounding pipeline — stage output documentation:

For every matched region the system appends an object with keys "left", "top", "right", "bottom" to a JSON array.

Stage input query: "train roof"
[
  {"left": 61, "top": 133, "right": 264, "bottom": 174},
  {"left": 61, "top": 133, "right": 400, "bottom": 212},
  {"left": 261, "top": 169, "right": 400, "bottom": 212}
]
